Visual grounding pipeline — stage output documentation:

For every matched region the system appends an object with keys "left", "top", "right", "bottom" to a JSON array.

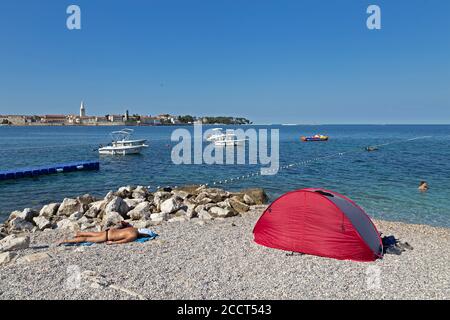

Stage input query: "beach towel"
[
  {"left": 63, "top": 242, "right": 95, "bottom": 247},
  {"left": 62, "top": 232, "right": 159, "bottom": 247}
]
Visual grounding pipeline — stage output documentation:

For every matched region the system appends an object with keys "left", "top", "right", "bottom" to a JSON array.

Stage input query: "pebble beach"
[{"left": 0, "top": 204, "right": 449, "bottom": 300}]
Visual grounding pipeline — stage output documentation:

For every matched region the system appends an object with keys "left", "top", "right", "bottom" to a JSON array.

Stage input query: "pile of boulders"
[
  {"left": 0, "top": 185, "right": 268, "bottom": 237},
  {"left": 0, "top": 234, "right": 30, "bottom": 265}
]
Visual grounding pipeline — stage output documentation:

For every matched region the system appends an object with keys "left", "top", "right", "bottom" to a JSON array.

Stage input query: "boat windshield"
[{"left": 110, "top": 129, "right": 133, "bottom": 142}]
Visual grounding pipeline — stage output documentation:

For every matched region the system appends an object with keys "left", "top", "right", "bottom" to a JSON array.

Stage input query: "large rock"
[
  {"left": 77, "top": 194, "right": 96, "bottom": 205},
  {"left": 229, "top": 197, "right": 250, "bottom": 213},
  {"left": 195, "top": 192, "right": 213, "bottom": 204},
  {"left": 150, "top": 212, "right": 168, "bottom": 222},
  {"left": 215, "top": 199, "right": 231, "bottom": 209},
  {"left": 154, "top": 191, "right": 172, "bottom": 206},
  {"left": 174, "top": 185, "right": 203, "bottom": 196},
  {"left": 105, "top": 196, "right": 130, "bottom": 217},
  {"left": 146, "top": 193, "right": 155, "bottom": 205},
  {"left": 0, "top": 223, "right": 7, "bottom": 234},
  {"left": 171, "top": 190, "right": 191, "bottom": 200},
  {"left": 127, "top": 202, "right": 152, "bottom": 220},
  {"left": 160, "top": 197, "right": 181, "bottom": 214},
  {"left": 33, "top": 216, "right": 52, "bottom": 230},
  {"left": 102, "top": 212, "right": 124, "bottom": 229},
  {"left": 79, "top": 217, "right": 97, "bottom": 231},
  {"left": 0, "top": 252, "right": 17, "bottom": 265},
  {"left": 9, "top": 208, "right": 38, "bottom": 222},
  {"left": 84, "top": 200, "right": 106, "bottom": 218},
  {"left": 39, "top": 203, "right": 60, "bottom": 218},
  {"left": 0, "top": 234, "right": 30, "bottom": 252},
  {"left": 117, "top": 186, "right": 133, "bottom": 198},
  {"left": 56, "top": 219, "right": 79, "bottom": 231},
  {"left": 69, "top": 211, "right": 83, "bottom": 221},
  {"left": 243, "top": 194, "right": 256, "bottom": 206},
  {"left": 174, "top": 208, "right": 187, "bottom": 217},
  {"left": 196, "top": 196, "right": 213, "bottom": 205},
  {"left": 204, "top": 188, "right": 229, "bottom": 202},
  {"left": 209, "top": 206, "right": 237, "bottom": 218},
  {"left": 198, "top": 210, "right": 213, "bottom": 220},
  {"left": 132, "top": 186, "right": 149, "bottom": 200},
  {"left": 242, "top": 188, "right": 268, "bottom": 205},
  {"left": 168, "top": 216, "right": 187, "bottom": 223},
  {"left": 194, "top": 204, "right": 215, "bottom": 214},
  {"left": 123, "top": 198, "right": 144, "bottom": 210},
  {"left": 185, "top": 202, "right": 197, "bottom": 219},
  {"left": 194, "top": 204, "right": 204, "bottom": 213},
  {"left": 57, "top": 198, "right": 84, "bottom": 217},
  {"left": 8, "top": 211, "right": 22, "bottom": 221},
  {"left": 104, "top": 191, "right": 116, "bottom": 202},
  {"left": 8, "top": 218, "right": 34, "bottom": 233}
]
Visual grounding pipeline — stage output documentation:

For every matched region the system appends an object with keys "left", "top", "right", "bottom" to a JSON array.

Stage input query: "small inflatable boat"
[{"left": 301, "top": 135, "right": 329, "bottom": 142}]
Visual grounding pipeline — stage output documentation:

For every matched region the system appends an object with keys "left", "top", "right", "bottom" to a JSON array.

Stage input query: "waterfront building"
[
  {"left": 170, "top": 117, "right": 180, "bottom": 124},
  {"left": 108, "top": 114, "right": 124, "bottom": 122},
  {"left": 80, "top": 116, "right": 97, "bottom": 124},
  {"left": 5, "top": 115, "right": 34, "bottom": 125},
  {"left": 40, "top": 115, "right": 67, "bottom": 124},
  {"left": 95, "top": 116, "right": 108, "bottom": 123},
  {"left": 140, "top": 116, "right": 161, "bottom": 125}
]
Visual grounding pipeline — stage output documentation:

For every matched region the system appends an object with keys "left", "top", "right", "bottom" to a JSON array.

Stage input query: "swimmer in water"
[{"left": 418, "top": 181, "right": 428, "bottom": 192}]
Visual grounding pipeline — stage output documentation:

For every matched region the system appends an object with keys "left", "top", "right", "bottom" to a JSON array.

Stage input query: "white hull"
[
  {"left": 99, "top": 145, "right": 148, "bottom": 155},
  {"left": 214, "top": 139, "right": 246, "bottom": 146}
]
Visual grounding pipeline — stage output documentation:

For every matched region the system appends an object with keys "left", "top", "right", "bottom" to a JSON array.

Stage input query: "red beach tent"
[{"left": 253, "top": 188, "right": 383, "bottom": 262}]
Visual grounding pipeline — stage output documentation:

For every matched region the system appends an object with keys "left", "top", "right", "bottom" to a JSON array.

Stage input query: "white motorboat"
[
  {"left": 98, "top": 144, "right": 148, "bottom": 155},
  {"left": 213, "top": 132, "right": 247, "bottom": 146},
  {"left": 98, "top": 129, "right": 148, "bottom": 155},
  {"left": 206, "top": 128, "right": 224, "bottom": 142}
]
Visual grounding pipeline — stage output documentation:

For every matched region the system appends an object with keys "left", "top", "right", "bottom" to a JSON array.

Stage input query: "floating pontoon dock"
[{"left": 0, "top": 161, "right": 100, "bottom": 181}]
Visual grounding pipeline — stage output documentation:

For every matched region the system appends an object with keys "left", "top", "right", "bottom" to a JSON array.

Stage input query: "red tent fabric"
[{"left": 253, "top": 188, "right": 383, "bottom": 262}]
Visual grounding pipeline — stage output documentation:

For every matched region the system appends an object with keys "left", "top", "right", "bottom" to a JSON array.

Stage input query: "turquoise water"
[{"left": 1, "top": 125, "right": 449, "bottom": 227}]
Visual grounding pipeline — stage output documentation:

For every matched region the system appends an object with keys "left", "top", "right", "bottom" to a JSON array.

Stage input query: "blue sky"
[{"left": 0, "top": 0, "right": 449, "bottom": 124}]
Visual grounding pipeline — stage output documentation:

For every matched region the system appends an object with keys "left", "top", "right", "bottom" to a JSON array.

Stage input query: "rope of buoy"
[{"left": 200, "top": 135, "right": 432, "bottom": 188}]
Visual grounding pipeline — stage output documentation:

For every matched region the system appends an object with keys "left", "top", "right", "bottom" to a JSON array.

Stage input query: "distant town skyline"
[
  {"left": 0, "top": 1, "right": 449, "bottom": 124},
  {"left": 0, "top": 100, "right": 252, "bottom": 126}
]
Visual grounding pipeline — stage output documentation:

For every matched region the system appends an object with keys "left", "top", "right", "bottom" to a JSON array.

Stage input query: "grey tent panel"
[{"left": 324, "top": 193, "right": 382, "bottom": 256}]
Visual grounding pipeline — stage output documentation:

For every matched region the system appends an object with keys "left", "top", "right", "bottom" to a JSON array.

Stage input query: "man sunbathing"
[{"left": 58, "top": 223, "right": 155, "bottom": 245}]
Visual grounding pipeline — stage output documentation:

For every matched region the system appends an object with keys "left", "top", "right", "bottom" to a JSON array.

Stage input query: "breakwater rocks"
[{"left": 0, "top": 185, "right": 268, "bottom": 241}]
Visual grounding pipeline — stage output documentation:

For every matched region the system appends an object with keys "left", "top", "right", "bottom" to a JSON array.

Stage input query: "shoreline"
[
  {"left": 3, "top": 205, "right": 450, "bottom": 232},
  {"left": 0, "top": 207, "right": 448, "bottom": 300},
  {"left": 0, "top": 185, "right": 449, "bottom": 299}
]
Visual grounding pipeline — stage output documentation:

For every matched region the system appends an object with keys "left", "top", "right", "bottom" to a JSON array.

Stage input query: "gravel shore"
[{"left": 0, "top": 205, "right": 449, "bottom": 300}]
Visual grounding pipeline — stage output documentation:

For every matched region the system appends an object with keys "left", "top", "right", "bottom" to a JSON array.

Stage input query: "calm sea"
[{"left": 0, "top": 125, "right": 449, "bottom": 227}]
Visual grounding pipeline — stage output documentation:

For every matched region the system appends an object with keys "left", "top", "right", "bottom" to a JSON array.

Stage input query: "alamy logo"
[
  {"left": 66, "top": 5, "right": 81, "bottom": 30},
  {"left": 66, "top": 265, "right": 82, "bottom": 289},
  {"left": 366, "top": 265, "right": 381, "bottom": 290},
  {"left": 367, "top": 5, "right": 381, "bottom": 30},
  {"left": 171, "top": 124, "right": 279, "bottom": 175}
]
